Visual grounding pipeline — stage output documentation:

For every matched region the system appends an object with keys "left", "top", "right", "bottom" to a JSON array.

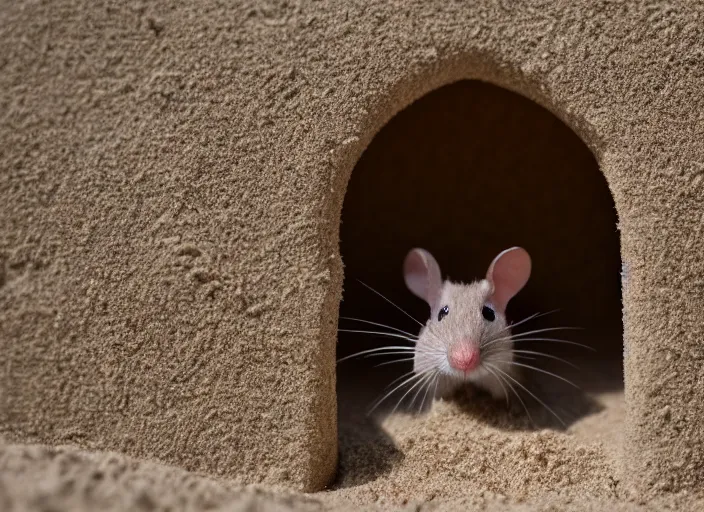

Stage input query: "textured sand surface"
[
  {"left": 2, "top": 0, "right": 704, "bottom": 506},
  {"left": 2, "top": 394, "right": 704, "bottom": 512}
]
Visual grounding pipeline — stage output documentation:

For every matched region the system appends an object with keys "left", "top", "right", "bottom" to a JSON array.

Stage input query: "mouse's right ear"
[{"left": 403, "top": 248, "right": 442, "bottom": 311}]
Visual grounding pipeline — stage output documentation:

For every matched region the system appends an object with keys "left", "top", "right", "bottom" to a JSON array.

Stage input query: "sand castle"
[{"left": 2, "top": 0, "right": 703, "bottom": 510}]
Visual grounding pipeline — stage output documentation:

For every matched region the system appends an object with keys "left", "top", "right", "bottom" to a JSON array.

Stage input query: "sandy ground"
[{"left": 3, "top": 361, "right": 703, "bottom": 511}]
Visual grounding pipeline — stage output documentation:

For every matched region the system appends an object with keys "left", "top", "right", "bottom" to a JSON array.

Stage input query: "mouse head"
[{"left": 403, "top": 247, "right": 531, "bottom": 384}]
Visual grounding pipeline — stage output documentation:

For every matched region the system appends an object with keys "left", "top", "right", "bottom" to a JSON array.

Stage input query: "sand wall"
[{"left": 1, "top": 0, "right": 703, "bottom": 495}]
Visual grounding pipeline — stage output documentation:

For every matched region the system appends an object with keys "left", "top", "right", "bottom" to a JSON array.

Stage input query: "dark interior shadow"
[
  {"left": 335, "top": 78, "right": 623, "bottom": 483},
  {"left": 333, "top": 356, "right": 405, "bottom": 489},
  {"left": 332, "top": 416, "right": 405, "bottom": 490}
]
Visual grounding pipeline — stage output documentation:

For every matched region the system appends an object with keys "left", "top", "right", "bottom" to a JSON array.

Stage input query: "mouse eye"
[
  {"left": 481, "top": 305, "right": 496, "bottom": 322},
  {"left": 437, "top": 305, "right": 449, "bottom": 322}
]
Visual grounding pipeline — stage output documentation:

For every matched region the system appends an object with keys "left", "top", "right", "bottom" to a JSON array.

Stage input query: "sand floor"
[{"left": 3, "top": 357, "right": 703, "bottom": 511}]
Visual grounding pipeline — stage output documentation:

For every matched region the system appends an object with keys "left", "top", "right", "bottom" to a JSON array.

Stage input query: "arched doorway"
[{"left": 335, "top": 79, "right": 623, "bottom": 487}]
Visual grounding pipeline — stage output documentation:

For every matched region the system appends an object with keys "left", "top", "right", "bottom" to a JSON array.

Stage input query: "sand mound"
[
  {"left": 3, "top": 380, "right": 703, "bottom": 511},
  {"left": 2, "top": 391, "right": 703, "bottom": 512}
]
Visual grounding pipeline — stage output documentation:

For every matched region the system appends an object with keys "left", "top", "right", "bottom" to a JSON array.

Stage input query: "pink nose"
[{"left": 448, "top": 345, "right": 479, "bottom": 372}]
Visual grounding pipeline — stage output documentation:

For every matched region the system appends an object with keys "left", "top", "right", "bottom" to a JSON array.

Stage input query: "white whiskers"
[
  {"left": 487, "top": 362, "right": 567, "bottom": 427},
  {"left": 480, "top": 311, "right": 591, "bottom": 428},
  {"left": 339, "top": 316, "right": 419, "bottom": 339},
  {"left": 356, "top": 280, "right": 424, "bottom": 328}
]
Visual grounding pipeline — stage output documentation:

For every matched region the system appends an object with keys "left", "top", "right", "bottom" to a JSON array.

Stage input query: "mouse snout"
[{"left": 448, "top": 343, "right": 479, "bottom": 373}]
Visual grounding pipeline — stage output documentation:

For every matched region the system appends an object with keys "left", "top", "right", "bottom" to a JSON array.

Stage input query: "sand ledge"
[{"left": 1, "top": 437, "right": 703, "bottom": 511}]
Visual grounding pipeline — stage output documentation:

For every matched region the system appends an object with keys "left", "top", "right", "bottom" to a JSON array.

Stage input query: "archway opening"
[{"left": 335, "top": 80, "right": 623, "bottom": 486}]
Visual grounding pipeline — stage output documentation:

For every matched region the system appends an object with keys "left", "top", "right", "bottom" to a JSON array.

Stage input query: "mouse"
[{"left": 403, "top": 246, "right": 532, "bottom": 402}]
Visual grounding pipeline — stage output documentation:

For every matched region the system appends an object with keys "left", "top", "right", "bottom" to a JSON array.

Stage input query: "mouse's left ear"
[{"left": 485, "top": 247, "right": 531, "bottom": 314}]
